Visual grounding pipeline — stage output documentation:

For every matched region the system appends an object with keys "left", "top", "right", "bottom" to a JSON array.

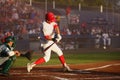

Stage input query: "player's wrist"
[{"left": 57, "top": 34, "right": 62, "bottom": 40}]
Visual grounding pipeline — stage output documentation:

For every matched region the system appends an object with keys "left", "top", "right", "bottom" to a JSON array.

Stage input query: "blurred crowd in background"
[
  {"left": 0, "top": 0, "right": 42, "bottom": 40},
  {"left": 0, "top": 0, "right": 120, "bottom": 49}
]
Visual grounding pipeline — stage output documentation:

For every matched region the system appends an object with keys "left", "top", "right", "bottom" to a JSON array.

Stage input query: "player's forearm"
[{"left": 55, "top": 26, "right": 60, "bottom": 35}]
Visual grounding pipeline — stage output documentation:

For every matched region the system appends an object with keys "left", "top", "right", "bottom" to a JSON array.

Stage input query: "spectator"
[
  {"left": 102, "top": 31, "right": 111, "bottom": 49},
  {"left": 95, "top": 33, "right": 101, "bottom": 48}
]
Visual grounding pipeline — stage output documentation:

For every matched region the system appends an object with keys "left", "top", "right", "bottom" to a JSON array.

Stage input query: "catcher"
[{"left": 0, "top": 36, "right": 32, "bottom": 76}]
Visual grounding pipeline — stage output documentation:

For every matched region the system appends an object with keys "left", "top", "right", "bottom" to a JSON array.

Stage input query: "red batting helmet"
[{"left": 45, "top": 12, "right": 56, "bottom": 22}]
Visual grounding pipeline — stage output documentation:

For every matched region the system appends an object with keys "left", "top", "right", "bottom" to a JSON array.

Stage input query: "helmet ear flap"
[{"left": 5, "top": 37, "right": 10, "bottom": 43}]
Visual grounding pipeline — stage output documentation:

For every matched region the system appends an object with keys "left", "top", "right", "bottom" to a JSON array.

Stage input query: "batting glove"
[{"left": 56, "top": 34, "right": 62, "bottom": 42}]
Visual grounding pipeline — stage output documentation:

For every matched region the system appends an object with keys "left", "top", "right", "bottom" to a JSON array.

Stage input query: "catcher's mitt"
[{"left": 21, "top": 50, "right": 34, "bottom": 61}]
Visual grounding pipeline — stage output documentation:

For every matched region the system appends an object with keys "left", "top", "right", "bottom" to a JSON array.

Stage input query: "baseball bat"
[{"left": 42, "top": 42, "right": 55, "bottom": 53}]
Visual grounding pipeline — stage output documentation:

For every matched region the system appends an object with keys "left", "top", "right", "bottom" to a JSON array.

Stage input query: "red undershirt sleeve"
[
  {"left": 54, "top": 24, "right": 58, "bottom": 29},
  {"left": 44, "top": 35, "right": 50, "bottom": 40}
]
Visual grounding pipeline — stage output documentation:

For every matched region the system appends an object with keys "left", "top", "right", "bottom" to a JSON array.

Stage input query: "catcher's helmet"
[
  {"left": 5, "top": 36, "right": 16, "bottom": 43},
  {"left": 45, "top": 12, "right": 56, "bottom": 22}
]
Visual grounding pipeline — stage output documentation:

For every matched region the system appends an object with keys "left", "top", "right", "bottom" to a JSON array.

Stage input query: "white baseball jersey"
[
  {"left": 102, "top": 33, "right": 109, "bottom": 39},
  {"left": 40, "top": 21, "right": 57, "bottom": 42}
]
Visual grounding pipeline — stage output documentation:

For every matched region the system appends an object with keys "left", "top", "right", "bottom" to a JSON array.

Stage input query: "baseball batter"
[{"left": 27, "top": 12, "right": 71, "bottom": 72}]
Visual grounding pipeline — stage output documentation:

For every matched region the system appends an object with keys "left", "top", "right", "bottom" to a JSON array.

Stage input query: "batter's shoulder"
[
  {"left": 51, "top": 22, "right": 57, "bottom": 26},
  {"left": 42, "top": 21, "right": 47, "bottom": 25}
]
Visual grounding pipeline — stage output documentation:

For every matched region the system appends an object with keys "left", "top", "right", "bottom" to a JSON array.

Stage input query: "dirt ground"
[{"left": 0, "top": 61, "right": 120, "bottom": 80}]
